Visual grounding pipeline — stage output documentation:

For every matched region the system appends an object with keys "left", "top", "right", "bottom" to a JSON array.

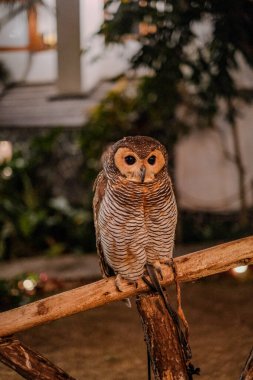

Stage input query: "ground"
[{"left": 0, "top": 274, "right": 252, "bottom": 379}]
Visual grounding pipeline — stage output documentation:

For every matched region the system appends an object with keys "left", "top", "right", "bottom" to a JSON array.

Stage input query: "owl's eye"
[
  {"left": 125, "top": 155, "right": 136, "bottom": 165},
  {"left": 148, "top": 155, "right": 156, "bottom": 165}
]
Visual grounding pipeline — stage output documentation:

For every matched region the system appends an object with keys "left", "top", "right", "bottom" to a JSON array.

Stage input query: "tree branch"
[
  {"left": 0, "top": 335, "right": 76, "bottom": 380},
  {"left": 240, "top": 346, "right": 253, "bottom": 380},
  {"left": 0, "top": 236, "right": 252, "bottom": 337}
]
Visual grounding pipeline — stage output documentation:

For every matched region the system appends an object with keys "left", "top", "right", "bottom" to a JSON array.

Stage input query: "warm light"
[
  {"left": 232, "top": 266, "right": 248, "bottom": 274},
  {"left": 139, "top": 0, "right": 147, "bottom": 7},
  {"left": 42, "top": 32, "right": 57, "bottom": 47},
  {"left": 0, "top": 141, "right": 12, "bottom": 163},
  {"left": 23, "top": 279, "right": 36, "bottom": 291},
  {"left": 139, "top": 22, "right": 157, "bottom": 36},
  {"left": 1, "top": 167, "right": 13, "bottom": 179}
]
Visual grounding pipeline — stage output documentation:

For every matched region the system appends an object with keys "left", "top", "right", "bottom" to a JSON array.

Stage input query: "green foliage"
[
  {"left": 102, "top": 0, "right": 253, "bottom": 124},
  {"left": 181, "top": 209, "right": 253, "bottom": 243},
  {"left": 0, "top": 131, "right": 88, "bottom": 260}
]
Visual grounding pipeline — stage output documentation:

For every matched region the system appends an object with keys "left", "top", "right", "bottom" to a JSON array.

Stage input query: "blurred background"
[{"left": 0, "top": 1, "right": 253, "bottom": 379}]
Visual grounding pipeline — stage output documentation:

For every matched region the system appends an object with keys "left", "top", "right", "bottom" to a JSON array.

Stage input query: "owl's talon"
[
  {"left": 161, "top": 258, "right": 173, "bottom": 267},
  {"left": 153, "top": 261, "right": 164, "bottom": 280},
  {"left": 115, "top": 275, "right": 138, "bottom": 291},
  {"left": 115, "top": 274, "right": 125, "bottom": 292},
  {"left": 157, "top": 267, "right": 163, "bottom": 280},
  {"left": 127, "top": 279, "right": 138, "bottom": 288}
]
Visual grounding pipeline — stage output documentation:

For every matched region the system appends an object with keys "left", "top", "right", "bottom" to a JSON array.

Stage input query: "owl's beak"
[{"left": 140, "top": 166, "right": 146, "bottom": 183}]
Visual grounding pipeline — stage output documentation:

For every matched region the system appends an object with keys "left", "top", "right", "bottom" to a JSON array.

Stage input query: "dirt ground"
[{"left": 0, "top": 274, "right": 252, "bottom": 380}]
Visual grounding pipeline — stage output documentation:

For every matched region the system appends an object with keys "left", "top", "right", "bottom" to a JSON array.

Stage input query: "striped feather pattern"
[{"left": 97, "top": 175, "right": 177, "bottom": 281}]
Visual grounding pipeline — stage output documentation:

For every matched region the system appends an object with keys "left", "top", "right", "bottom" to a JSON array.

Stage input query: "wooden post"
[
  {"left": 56, "top": 0, "right": 81, "bottom": 95},
  {"left": 240, "top": 347, "right": 253, "bottom": 380},
  {"left": 136, "top": 293, "right": 189, "bottom": 380},
  {"left": 0, "top": 336, "right": 76, "bottom": 380}
]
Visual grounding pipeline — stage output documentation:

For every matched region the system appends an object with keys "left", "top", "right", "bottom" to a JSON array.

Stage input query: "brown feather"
[{"left": 93, "top": 171, "right": 115, "bottom": 277}]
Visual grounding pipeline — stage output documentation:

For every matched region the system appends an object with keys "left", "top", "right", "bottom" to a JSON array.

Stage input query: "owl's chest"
[{"left": 99, "top": 180, "right": 175, "bottom": 224}]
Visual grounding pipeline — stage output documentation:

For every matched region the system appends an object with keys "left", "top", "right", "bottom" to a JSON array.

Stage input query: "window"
[{"left": 0, "top": 1, "right": 56, "bottom": 52}]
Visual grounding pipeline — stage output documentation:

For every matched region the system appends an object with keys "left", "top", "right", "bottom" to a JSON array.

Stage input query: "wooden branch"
[
  {"left": 0, "top": 336, "right": 76, "bottom": 380},
  {"left": 136, "top": 293, "right": 189, "bottom": 380},
  {"left": 0, "top": 236, "right": 252, "bottom": 337},
  {"left": 240, "top": 346, "right": 253, "bottom": 380}
]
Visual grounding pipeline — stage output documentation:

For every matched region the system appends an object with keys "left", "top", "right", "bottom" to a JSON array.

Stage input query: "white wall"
[
  {"left": 79, "top": 0, "right": 139, "bottom": 93},
  {"left": 0, "top": 50, "right": 57, "bottom": 83},
  {"left": 79, "top": 0, "right": 103, "bottom": 92},
  {"left": 176, "top": 104, "right": 253, "bottom": 212},
  {"left": 0, "top": 3, "right": 28, "bottom": 47}
]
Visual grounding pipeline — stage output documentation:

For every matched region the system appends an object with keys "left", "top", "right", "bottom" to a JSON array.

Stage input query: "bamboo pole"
[
  {"left": 0, "top": 336, "right": 76, "bottom": 380},
  {"left": 0, "top": 236, "right": 252, "bottom": 337}
]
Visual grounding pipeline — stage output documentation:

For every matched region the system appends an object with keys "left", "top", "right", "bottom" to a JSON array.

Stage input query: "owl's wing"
[{"left": 93, "top": 170, "right": 115, "bottom": 278}]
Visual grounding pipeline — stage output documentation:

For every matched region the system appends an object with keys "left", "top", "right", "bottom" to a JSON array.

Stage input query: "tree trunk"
[
  {"left": 0, "top": 336, "right": 76, "bottom": 380},
  {"left": 230, "top": 119, "right": 248, "bottom": 228},
  {"left": 136, "top": 293, "right": 189, "bottom": 380}
]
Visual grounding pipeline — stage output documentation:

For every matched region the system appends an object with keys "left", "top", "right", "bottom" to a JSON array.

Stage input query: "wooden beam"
[
  {"left": 0, "top": 336, "right": 76, "bottom": 380},
  {"left": 0, "top": 236, "right": 252, "bottom": 337}
]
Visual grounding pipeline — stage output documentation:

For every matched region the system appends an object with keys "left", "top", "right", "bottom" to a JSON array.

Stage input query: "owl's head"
[{"left": 103, "top": 136, "right": 168, "bottom": 183}]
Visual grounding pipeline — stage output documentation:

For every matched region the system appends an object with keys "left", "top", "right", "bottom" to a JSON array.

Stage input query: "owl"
[{"left": 93, "top": 136, "right": 177, "bottom": 289}]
